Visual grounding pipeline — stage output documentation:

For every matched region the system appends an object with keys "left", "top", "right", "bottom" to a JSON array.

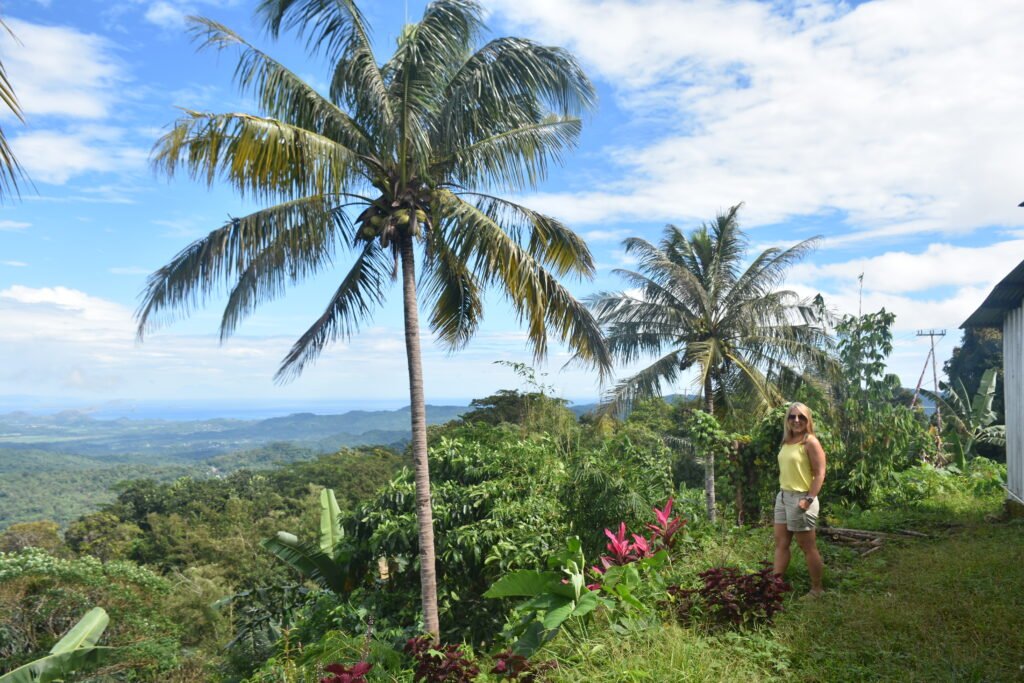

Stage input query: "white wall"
[{"left": 1003, "top": 306, "right": 1024, "bottom": 504}]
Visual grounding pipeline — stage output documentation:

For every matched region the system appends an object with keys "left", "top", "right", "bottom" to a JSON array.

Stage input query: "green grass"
[
  {"left": 775, "top": 496, "right": 1024, "bottom": 682},
  {"left": 546, "top": 625, "right": 788, "bottom": 682},
  {"left": 543, "top": 492, "right": 1023, "bottom": 683}
]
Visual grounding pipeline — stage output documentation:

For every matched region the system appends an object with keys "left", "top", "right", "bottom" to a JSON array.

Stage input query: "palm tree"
[
  {"left": 0, "top": 18, "right": 26, "bottom": 200},
  {"left": 135, "top": 0, "right": 610, "bottom": 637},
  {"left": 589, "top": 205, "right": 829, "bottom": 521}
]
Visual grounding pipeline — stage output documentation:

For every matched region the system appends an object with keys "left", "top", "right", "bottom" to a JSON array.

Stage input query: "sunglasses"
[{"left": 787, "top": 414, "right": 807, "bottom": 422}]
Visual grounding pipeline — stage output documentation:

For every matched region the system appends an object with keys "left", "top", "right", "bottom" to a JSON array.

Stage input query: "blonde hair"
[{"left": 781, "top": 402, "right": 816, "bottom": 445}]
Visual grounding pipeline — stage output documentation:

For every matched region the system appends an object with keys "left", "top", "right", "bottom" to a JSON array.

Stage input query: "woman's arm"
[{"left": 800, "top": 435, "right": 827, "bottom": 509}]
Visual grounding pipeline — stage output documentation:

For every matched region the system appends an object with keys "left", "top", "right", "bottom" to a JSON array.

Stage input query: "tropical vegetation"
[
  {"left": 135, "top": 0, "right": 610, "bottom": 636},
  {"left": 1, "top": 1, "right": 1018, "bottom": 681},
  {"left": 589, "top": 204, "right": 832, "bottom": 520}
]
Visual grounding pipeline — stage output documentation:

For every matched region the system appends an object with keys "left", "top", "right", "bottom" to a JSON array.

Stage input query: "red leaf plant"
[
  {"left": 491, "top": 650, "right": 557, "bottom": 681},
  {"left": 646, "top": 497, "right": 686, "bottom": 549},
  {"left": 405, "top": 636, "right": 480, "bottom": 682},
  {"left": 321, "top": 661, "right": 372, "bottom": 683},
  {"left": 592, "top": 499, "right": 686, "bottom": 578}
]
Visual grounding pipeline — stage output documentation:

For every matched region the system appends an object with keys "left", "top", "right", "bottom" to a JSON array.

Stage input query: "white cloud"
[
  {"left": 793, "top": 239, "right": 1024, "bottom": 295},
  {"left": 0, "top": 285, "right": 606, "bottom": 403},
  {"left": 0, "top": 220, "right": 30, "bottom": 231},
  {"left": 11, "top": 129, "right": 147, "bottom": 185},
  {"left": 0, "top": 19, "right": 125, "bottom": 119},
  {"left": 785, "top": 238, "right": 1024, "bottom": 385},
  {"left": 490, "top": 0, "right": 1024, "bottom": 239},
  {"left": 582, "top": 228, "right": 631, "bottom": 242},
  {"left": 144, "top": 1, "right": 188, "bottom": 29},
  {"left": 138, "top": 0, "right": 245, "bottom": 30},
  {"left": 2, "top": 261, "right": 28, "bottom": 267}
]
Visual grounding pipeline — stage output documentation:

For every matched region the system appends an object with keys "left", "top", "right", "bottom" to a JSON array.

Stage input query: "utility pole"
[
  {"left": 910, "top": 347, "right": 932, "bottom": 408},
  {"left": 917, "top": 329, "right": 946, "bottom": 450}
]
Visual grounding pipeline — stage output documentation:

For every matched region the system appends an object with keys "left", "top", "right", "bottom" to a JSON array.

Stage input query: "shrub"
[
  {"left": 667, "top": 563, "right": 791, "bottom": 628},
  {"left": 404, "top": 636, "right": 479, "bottom": 682},
  {"left": 320, "top": 660, "right": 372, "bottom": 683},
  {"left": 490, "top": 650, "right": 557, "bottom": 681}
]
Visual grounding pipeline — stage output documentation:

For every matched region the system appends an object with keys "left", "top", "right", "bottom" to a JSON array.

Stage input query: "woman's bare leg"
[
  {"left": 773, "top": 523, "right": 793, "bottom": 576},
  {"left": 795, "top": 530, "right": 824, "bottom": 594}
]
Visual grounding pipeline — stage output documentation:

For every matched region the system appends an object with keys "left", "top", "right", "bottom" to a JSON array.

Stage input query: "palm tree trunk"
[
  {"left": 703, "top": 373, "right": 717, "bottom": 523},
  {"left": 399, "top": 231, "right": 440, "bottom": 640}
]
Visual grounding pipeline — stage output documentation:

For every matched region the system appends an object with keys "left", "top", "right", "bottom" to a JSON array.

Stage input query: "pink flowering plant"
[
  {"left": 646, "top": 497, "right": 686, "bottom": 549},
  {"left": 586, "top": 498, "right": 685, "bottom": 617},
  {"left": 485, "top": 498, "right": 687, "bottom": 655}
]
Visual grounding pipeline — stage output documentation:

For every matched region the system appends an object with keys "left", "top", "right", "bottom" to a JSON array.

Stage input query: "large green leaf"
[
  {"left": 540, "top": 600, "right": 574, "bottom": 630},
  {"left": 0, "top": 648, "right": 116, "bottom": 683},
  {"left": 0, "top": 608, "right": 114, "bottom": 683},
  {"left": 319, "top": 488, "right": 343, "bottom": 557},
  {"left": 971, "top": 368, "right": 999, "bottom": 428},
  {"left": 483, "top": 570, "right": 561, "bottom": 598},
  {"left": 50, "top": 607, "right": 108, "bottom": 653}
]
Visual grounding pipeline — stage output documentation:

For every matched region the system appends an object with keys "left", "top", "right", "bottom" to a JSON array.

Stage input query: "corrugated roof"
[{"left": 962, "top": 259, "right": 1024, "bottom": 328}]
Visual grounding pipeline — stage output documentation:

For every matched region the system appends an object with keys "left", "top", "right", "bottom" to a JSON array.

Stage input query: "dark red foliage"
[
  {"left": 667, "top": 562, "right": 791, "bottom": 627},
  {"left": 320, "top": 661, "right": 372, "bottom": 683},
  {"left": 490, "top": 650, "right": 557, "bottom": 681},
  {"left": 405, "top": 636, "right": 480, "bottom": 682}
]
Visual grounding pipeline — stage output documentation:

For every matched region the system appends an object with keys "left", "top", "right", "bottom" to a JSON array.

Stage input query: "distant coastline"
[{"left": 0, "top": 396, "right": 606, "bottom": 422}]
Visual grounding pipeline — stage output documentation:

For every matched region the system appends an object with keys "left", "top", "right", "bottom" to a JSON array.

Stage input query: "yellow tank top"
[{"left": 778, "top": 441, "right": 812, "bottom": 492}]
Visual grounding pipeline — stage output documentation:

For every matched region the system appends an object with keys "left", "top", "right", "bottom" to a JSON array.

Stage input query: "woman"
[{"left": 773, "top": 402, "right": 826, "bottom": 596}]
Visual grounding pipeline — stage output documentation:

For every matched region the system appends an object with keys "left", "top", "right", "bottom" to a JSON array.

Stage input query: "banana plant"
[
  {"left": 923, "top": 368, "right": 1006, "bottom": 468},
  {"left": 261, "top": 488, "right": 363, "bottom": 593},
  {"left": 0, "top": 607, "right": 115, "bottom": 683},
  {"left": 484, "top": 537, "right": 605, "bottom": 657}
]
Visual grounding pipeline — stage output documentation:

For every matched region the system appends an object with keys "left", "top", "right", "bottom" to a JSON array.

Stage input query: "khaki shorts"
[{"left": 774, "top": 490, "right": 819, "bottom": 532}]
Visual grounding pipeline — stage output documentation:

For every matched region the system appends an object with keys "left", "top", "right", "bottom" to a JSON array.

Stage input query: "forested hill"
[
  {"left": 0, "top": 404, "right": 468, "bottom": 458},
  {"left": 0, "top": 405, "right": 466, "bottom": 528}
]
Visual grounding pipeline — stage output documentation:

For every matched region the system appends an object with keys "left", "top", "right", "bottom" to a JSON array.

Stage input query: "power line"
[{"left": 916, "top": 329, "right": 946, "bottom": 450}]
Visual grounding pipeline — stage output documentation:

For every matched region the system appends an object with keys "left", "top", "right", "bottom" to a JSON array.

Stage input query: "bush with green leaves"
[
  {"left": 871, "top": 457, "right": 1007, "bottom": 507},
  {"left": 344, "top": 429, "right": 572, "bottom": 644},
  {"left": 829, "top": 310, "right": 939, "bottom": 505},
  {"left": 0, "top": 548, "right": 180, "bottom": 678}
]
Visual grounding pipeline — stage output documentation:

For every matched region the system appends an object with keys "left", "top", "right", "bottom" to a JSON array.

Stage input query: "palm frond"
[
  {"left": 603, "top": 349, "right": 688, "bottom": 413},
  {"left": 438, "top": 36, "right": 596, "bottom": 152},
  {"left": 621, "top": 237, "right": 712, "bottom": 317},
  {"left": 0, "top": 19, "right": 26, "bottom": 201},
  {"left": 136, "top": 196, "right": 350, "bottom": 339},
  {"left": 275, "top": 242, "right": 394, "bottom": 381},
  {"left": 441, "top": 117, "right": 581, "bottom": 193},
  {"left": 722, "top": 235, "right": 822, "bottom": 311},
  {"left": 420, "top": 228, "right": 483, "bottom": 350},
  {"left": 152, "top": 110, "right": 362, "bottom": 201},
  {"left": 188, "top": 17, "right": 374, "bottom": 153},
  {"left": 257, "top": 0, "right": 393, "bottom": 128},
  {"left": 219, "top": 201, "right": 359, "bottom": 340},
  {"left": 438, "top": 192, "right": 611, "bottom": 375},
  {"left": 457, "top": 191, "right": 593, "bottom": 278}
]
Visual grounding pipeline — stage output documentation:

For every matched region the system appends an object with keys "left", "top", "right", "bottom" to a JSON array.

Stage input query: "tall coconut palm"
[
  {"left": 0, "top": 19, "right": 26, "bottom": 200},
  {"left": 135, "top": 0, "right": 610, "bottom": 637},
  {"left": 590, "top": 205, "right": 830, "bottom": 521}
]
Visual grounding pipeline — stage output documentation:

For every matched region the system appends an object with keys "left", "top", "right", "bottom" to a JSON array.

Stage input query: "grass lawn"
[
  {"left": 545, "top": 493, "right": 1022, "bottom": 683},
  {"left": 775, "top": 496, "right": 1024, "bottom": 682}
]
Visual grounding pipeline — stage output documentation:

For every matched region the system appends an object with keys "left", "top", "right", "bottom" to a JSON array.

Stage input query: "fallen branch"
[{"left": 824, "top": 526, "right": 928, "bottom": 539}]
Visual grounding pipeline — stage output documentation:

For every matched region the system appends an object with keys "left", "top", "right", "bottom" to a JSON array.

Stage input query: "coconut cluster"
[{"left": 355, "top": 187, "right": 437, "bottom": 248}]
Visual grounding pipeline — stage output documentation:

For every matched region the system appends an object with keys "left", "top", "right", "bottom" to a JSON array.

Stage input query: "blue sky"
[{"left": 1, "top": 0, "right": 1022, "bottom": 416}]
